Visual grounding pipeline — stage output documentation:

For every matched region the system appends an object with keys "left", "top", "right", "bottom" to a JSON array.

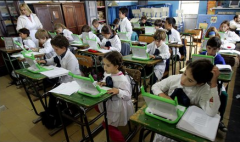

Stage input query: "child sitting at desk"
[
  {"left": 54, "top": 23, "right": 73, "bottom": 41},
  {"left": 18, "top": 28, "right": 37, "bottom": 49},
  {"left": 146, "top": 30, "right": 170, "bottom": 82},
  {"left": 152, "top": 59, "right": 221, "bottom": 142},
  {"left": 119, "top": 7, "right": 133, "bottom": 41},
  {"left": 219, "top": 20, "right": 240, "bottom": 42},
  {"left": 154, "top": 19, "right": 163, "bottom": 30},
  {"left": 200, "top": 37, "right": 228, "bottom": 132},
  {"left": 79, "top": 25, "right": 100, "bottom": 44},
  {"left": 140, "top": 15, "right": 152, "bottom": 27},
  {"left": 100, "top": 25, "right": 121, "bottom": 52},
  {"left": 205, "top": 27, "right": 221, "bottom": 38},
  {"left": 91, "top": 19, "right": 104, "bottom": 34},
  {"left": 38, "top": 35, "right": 81, "bottom": 83},
  {"left": 96, "top": 51, "right": 134, "bottom": 142},
  {"left": 33, "top": 29, "right": 56, "bottom": 59}
]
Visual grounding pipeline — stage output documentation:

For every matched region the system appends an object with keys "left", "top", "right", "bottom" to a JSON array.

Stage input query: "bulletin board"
[{"left": 207, "top": 1, "right": 216, "bottom": 15}]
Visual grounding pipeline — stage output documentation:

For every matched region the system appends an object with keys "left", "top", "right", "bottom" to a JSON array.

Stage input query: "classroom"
[{"left": 0, "top": 0, "right": 240, "bottom": 142}]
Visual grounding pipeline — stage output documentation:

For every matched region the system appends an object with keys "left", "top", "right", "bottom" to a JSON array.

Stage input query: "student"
[
  {"left": 96, "top": 51, "right": 134, "bottom": 142},
  {"left": 229, "top": 15, "right": 240, "bottom": 30},
  {"left": 112, "top": 18, "right": 120, "bottom": 31},
  {"left": 165, "top": 17, "right": 182, "bottom": 58},
  {"left": 54, "top": 23, "right": 73, "bottom": 41},
  {"left": 154, "top": 19, "right": 163, "bottom": 30},
  {"left": 205, "top": 27, "right": 221, "bottom": 38},
  {"left": 33, "top": 29, "right": 56, "bottom": 59},
  {"left": 18, "top": 28, "right": 37, "bottom": 49},
  {"left": 38, "top": 35, "right": 81, "bottom": 83},
  {"left": 100, "top": 25, "right": 121, "bottom": 52},
  {"left": 140, "top": 15, "right": 152, "bottom": 27},
  {"left": 92, "top": 19, "right": 104, "bottom": 33},
  {"left": 219, "top": 20, "right": 240, "bottom": 42},
  {"left": 200, "top": 37, "right": 228, "bottom": 132},
  {"left": 118, "top": 7, "right": 133, "bottom": 40},
  {"left": 152, "top": 59, "right": 221, "bottom": 141},
  {"left": 79, "top": 25, "right": 100, "bottom": 44},
  {"left": 146, "top": 30, "right": 170, "bottom": 82}
]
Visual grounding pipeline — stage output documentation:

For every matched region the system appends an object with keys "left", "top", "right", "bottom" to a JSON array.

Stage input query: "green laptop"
[
  {"left": 117, "top": 31, "right": 131, "bottom": 42},
  {"left": 71, "top": 34, "right": 83, "bottom": 45},
  {"left": 192, "top": 54, "right": 214, "bottom": 64},
  {"left": 130, "top": 43, "right": 150, "bottom": 61},
  {"left": 48, "top": 31, "right": 57, "bottom": 38}
]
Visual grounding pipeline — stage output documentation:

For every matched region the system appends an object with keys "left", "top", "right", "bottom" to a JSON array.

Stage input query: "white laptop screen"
[
  {"left": 74, "top": 78, "right": 100, "bottom": 96},
  {"left": 131, "top": 47, "right": 148, "bottom": 59}
]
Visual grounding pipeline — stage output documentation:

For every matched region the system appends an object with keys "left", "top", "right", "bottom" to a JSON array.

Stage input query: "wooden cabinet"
[
  {"left": 33, "top": 3, "right": 65, "bottom": 32},
  {"left": 62, "top": 2, "right": 86, "bottom": 34}
]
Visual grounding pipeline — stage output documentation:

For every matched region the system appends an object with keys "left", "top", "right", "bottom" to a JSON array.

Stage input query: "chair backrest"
[
  {"left": 184, "top": 29, "right": 202, "bottom": 41},
  {"left": 75, "top": 54, "right": 93, "bottom": 68}
]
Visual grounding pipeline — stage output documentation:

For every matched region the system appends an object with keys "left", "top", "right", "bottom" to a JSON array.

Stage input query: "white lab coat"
[
  {"left": 100, "top": 35, "right": 121, "bottom": 52},
  {"left": 230, "top": 20, "right": 240, "bottom": 30},
  {"left": 147, "top": 42, "right": 170, "bottom": 80},
  {"left": 39, "top": 39, "right": 56, "bottom": 59},
  {"left": 98, "top": 71, "right": 134, "bottom": 127},
  {"left": 79, "top": 31, "right": 100, "bottom": 44},
  {"left": 46, "top": 49, "right": 81, "bottom": 83},
  {"left": 119, "top": 17, "right": 133, "bottom": 40},
  {"left": 23, "top": 37, "right": 37, "bottom": 49},
  {"left": 16, "top": 13, "right": 43, "bottom": 46},
  {"left": 62, "top": 29, "right": 73, "bottom": 41},
  {"left": 91, "top": 24, "right": 104, "bottom": 33},
  {"left": 224, "top": 30, "right": 240, "bottom": 42},
  {"left": 168, "top": 28, "right": 182, "bottom": 58}
]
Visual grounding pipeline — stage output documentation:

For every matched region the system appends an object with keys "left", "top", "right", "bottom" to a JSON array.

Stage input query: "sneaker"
[{"left": 219, "top": 121, "right": 228, "bottom": 132}]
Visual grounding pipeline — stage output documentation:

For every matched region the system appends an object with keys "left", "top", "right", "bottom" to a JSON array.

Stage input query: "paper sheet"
[
  {"left": 49, "top": 81, "right": 79, "bottom": 95},
  {"left": 40, "top": 67, "right": 69, "bottom": 78}
]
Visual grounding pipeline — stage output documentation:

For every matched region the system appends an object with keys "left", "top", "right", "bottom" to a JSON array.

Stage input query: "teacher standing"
[{"left": 16, "top": 3, "right": 43, "bottom": 46}]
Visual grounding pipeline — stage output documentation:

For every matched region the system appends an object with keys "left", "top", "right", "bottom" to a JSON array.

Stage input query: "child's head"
[
  {"left": 113, "top": 18, "right": 120, "bottom": 28},
  {"left": 19, "top": 3, "right": 32, "bottom": 16},
  {"left": 81, "top": 25, "right": 91, "bottom": 33},
  {"left": 234, "top": 14, "right": 240, "bottom": 23},
  {"left": 219, "top": 20, "right": 230, "bottom": 32},
  {"left": 35, "top": 29, "right": 50, "bottom": 44},
  {"left": 101, "top": 25, "right": 116, "bottom": 39},
  {"left": 141, "top": 16, "right": 147, "bottom": 24},
  {"left": 119, "top": 7, "right": 128, "bottom": 19},
  {"left": 102, "top": 51, "right": 125, "bottom": 74},
  {"left": 18, "top": 28, "right": 30, "bottom": 39},
  {"left": 153, "top": 30, "right": 166, "bottom": 47},
  {"left": 181, "top": 59, "right": 213, "bottom": 87},
  {"left": 54, "top": 23, "right": 67, "bottom": 34},
  {"left": 50, "top": 35, "right": 69, "bottom": 56},
  {"left": 154, "top": 20, "right": 163, "bottom": 30},
  {"left": 205, "top": 27, "right": 220, "bottom": 38},
  {"left": 165, "top": 17, "right": 176, "bottom": 30},
  {"left": 92, "top": 19, "right": 99, "bottom": 29},
  {"left": 206, "top": 37, "right": 222, "bottom": 56}
]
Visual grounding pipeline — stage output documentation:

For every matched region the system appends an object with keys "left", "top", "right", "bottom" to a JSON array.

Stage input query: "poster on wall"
[
  {"left": 207, "top": 1, "right": 216, "bottom": 15},
  {"left": 210, "top": 16, "right": 217, "bottom": 23}
]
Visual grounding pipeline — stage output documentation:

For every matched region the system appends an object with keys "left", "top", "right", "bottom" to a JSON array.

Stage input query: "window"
[{"left": 180, "top": 1, "right": 199, "bottom": 14}]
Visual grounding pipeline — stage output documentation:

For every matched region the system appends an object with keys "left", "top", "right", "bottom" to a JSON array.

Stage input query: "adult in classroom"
[{"left": 16, "top": 3, "right": 43, "bottom": 46}]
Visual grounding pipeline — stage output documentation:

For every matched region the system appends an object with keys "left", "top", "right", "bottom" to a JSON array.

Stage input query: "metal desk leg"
[
  {"left": 1, "top": 52, "right": 10, "bottom": 73},
  {"left": 103, "top": 101, "right": 110, "bottom": 142}
]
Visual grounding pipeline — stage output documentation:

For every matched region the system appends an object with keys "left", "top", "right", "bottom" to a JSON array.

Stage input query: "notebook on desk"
[
  {"left": 192, "top": 54, "right": 214, "bottom": 64},
  {"left": 69, "top": 72, "right": 111, "bottom": 97},
  {"left": 131, "top": 44, "right": 150, "bottom": 60},
  {"left": 144, "top": 26, "right": 156, "bottom": 35},
  {"left": 141, "top": 86, "right": 186, "bottom": 124},
  {"left": 177, "top": 106, "right": 220, "bottom": 141},
  {"left": 71, "top": 34, "right": 83, "bottom": 45}
]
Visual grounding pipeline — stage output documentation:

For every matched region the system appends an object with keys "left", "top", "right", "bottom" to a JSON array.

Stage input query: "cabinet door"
[
  {"left": 62, "top": 5, "right": 78, "bottom": 34},
  {"left": 34, "top": 5, "right": 52, "bottom": 31},
  {"left": 49, "top": 5, "right": 65, "bottom": 27},
  {"left": 75, "top": 3, "right": 87, "bottom": 34}
]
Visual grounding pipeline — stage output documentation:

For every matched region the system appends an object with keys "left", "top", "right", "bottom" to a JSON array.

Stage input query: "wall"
[
  {"left": 198, "top": 1, "right": 208, "bottom": 14},
  {"left": 148, "top": 1, "right": 179, "bottom": 17}
]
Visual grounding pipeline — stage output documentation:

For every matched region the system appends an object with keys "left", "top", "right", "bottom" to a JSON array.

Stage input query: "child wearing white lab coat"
[
  {"left": 97, "top": 51, "right": 134, "bottom": 142},
  {"left": 18, "top": 28, "right": 37, "bottom": 49},
  {"left": 118, "top": 7, "right": 133, "bottom": 40},
  {"left": 219, "top": 20, "right": 240, "bottom": 43},
  {"left": 92, "top": 19, "right": 104, "bottom": 33},
  {"left": 54, "top": 23, "right": 73, "bottom": 41},
  {"left": 79, "top": 25, "right": 100, "bottom": 44},
  {"left": 151, "top": 59, "right": 221, "bottom": 142}
]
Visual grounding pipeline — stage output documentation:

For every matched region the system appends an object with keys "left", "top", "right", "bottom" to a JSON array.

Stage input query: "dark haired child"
[
  {"left": 146, "top": 30, "right": 170, "bottom": 82},
  {"left": 92, "top": 19, "right": 104, "bottom": 33},
  {"left": 79, "top": 25, "right": 100, "bottom": 44},
  {"left": 152, "top": 59, "right": 221, "bottom": 141},
  {"left": 154, "top": 19, "right": 163, "bottom": 30},
  {"left": 140, "top": 15, "right": 152, "bottom": 27},
  {"left": 100, "top": 25, "right": 121, "bottom": 52},
  {"left": 97, "top": 51, "right": 134, "bottom": 142},
  {"left": 18, "top": 28, "right": 37, "bottom": 49},
  {"left": 118, "top": 7, "right": 133, "bottom": 40},
  {"left": 112, "top": 18, "right": 120, "bottom": 31},
  {"left": 38, "top": 35, "right": 82, "bottom": 83}
]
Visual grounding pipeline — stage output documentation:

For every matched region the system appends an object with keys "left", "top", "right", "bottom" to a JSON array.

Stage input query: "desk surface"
[
  {"left": 0, "top": 48, "right": 22, "bottom": 53},
  {"left": 167, "top": 43, "right": 184, "bottom": 48},
  {"left": 15, "top": 68, "right": 46, "bottom": 80},
  {"left": 123, "top": 54, "right": 162, "bottom": 65},
  {"left": 130, "top": 105, "right": 210, "bottom": 142},
  {"left": 52, "top": 92, "right": 112, "bottom": 107},
  {"left": 180, "top": 32, "right": 196, "bottom": 35},
  {"left": 78, "top": 50, "right": 105, "bottom": 56},
  {"left": 71, "top": 44, "right": 89, "bottom": 49}
]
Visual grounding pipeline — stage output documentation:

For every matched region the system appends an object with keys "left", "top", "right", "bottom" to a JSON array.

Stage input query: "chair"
[{"left": 75, "top": 54, "right": 96, "bottom": 78}]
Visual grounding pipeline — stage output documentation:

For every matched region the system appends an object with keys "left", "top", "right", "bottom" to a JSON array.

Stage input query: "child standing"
[
  {"left": 118, "top": 7, "right": 133, "bottom": 40},
  {"left": 54, "top": 23, "right": 73, "bottom": 41},
  {"left": 152, "top": 59, "right": 220, "bottom": 141},
  {"left": 100, "top": 25, "right": 121, "bottom": 52},
  {"left": 38, "top": 35, "right": 81, "bottom": 83},
  {"left": 34, "top": 29, "right": 56, "bottom": 59},
  {"left": 97, "top": 51, "right": 134, "bottom": 142},
  {"left": 79, "top": 25, "right": 100, "bottom": 44},
  {"left": 140, "top": 15, "right": 152, "bottom": 27},
  {"left": 18, "top": 28, "right": 37, "bottom": 49},
  {"left": 147, "top": 30, "right": 170, "bottom": 81}
]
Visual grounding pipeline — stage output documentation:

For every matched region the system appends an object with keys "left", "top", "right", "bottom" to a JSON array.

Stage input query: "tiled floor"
[{"left": 0, "top": 44, "right": 237, "bottom": 142}]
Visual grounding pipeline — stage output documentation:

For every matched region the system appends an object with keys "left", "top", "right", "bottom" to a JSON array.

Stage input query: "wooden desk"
[
  {"left": 130, "top": 105, "right": 210, "bottom": 142},
  {"left": 71, "top": 43, "right": 89, "bottom": 49},
  {"left": 139, "top": 34, "right": 154, "bottom": 44},
  {"left": 52, "top": 92, "right": 112, "bottom": 142},
  {"left": 123, "top": 55, "right": 162, "bottom": 90}
]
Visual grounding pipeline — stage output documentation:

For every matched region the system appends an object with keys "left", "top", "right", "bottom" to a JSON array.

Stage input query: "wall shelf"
[{"left": 210, "top": 7, "right": 240, "bottom": 11}]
